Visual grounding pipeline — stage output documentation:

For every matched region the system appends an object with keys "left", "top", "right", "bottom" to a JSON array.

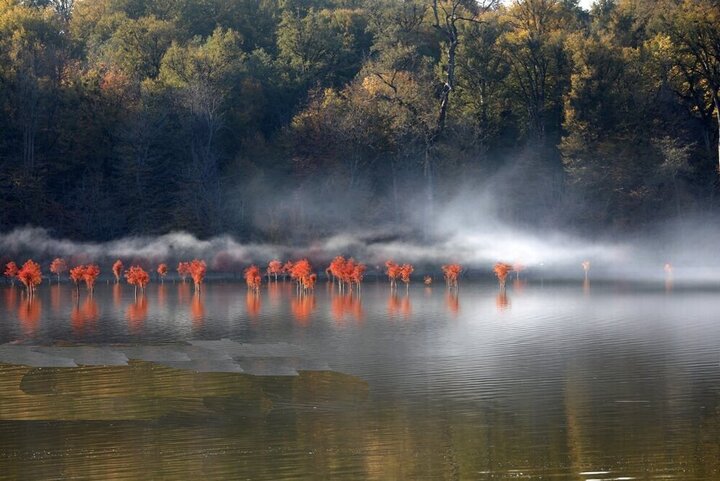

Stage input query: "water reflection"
[
  {"left": 71, "top": 297, "right": 99, "bottom": 336},
  {"left": 388, "top": 292, "right": 411, "bottom": 319},
  {"left": 113, "top": 283, "right": 122, "bottom": 308},
  {"left": 4, "top": 285, "right": 17, "bottom": 311},
  {"left": 246, "top": 291, "right": 261, "bottom": 319},
  {"left": 18, "top": 296, "right": 41, "bottom": 337},
  {"left": 291, "top": 295, "right": 315, "bottom": 327},
  {"left": 583, "top": 278, "right": 590, "bottom": 295},
  {"left": 445, "top": 291, "right": 459, "bottom": 316},
  {"left": 330, "top": 291, "right": 364, "bottom": 324},
  {"left": 191, "top": 293, "right": 205, "bottom": 329},
  {"left": 495, "top": 290, "right": 510, "bottom": 311},
  {"left": 50, "top": 284, "right": 61, "bottom": 314},
  {"left": 0, "top": 282, "right": 718, "bottom": 480},
  {"left": 126, "top": 296, "right": 148, "bottom": 333}
]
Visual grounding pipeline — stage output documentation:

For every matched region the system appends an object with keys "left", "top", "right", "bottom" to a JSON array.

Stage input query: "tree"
[
  {"left": 654, "top": 0, "right": 720, "bottom": 171},
  {"left": 157, "top": 263, "right": 167, "bottom": 283},
  {"left": 83, "top": 263, "right": 100, "bottom": 294},
  {"left": 112, "top": 260, "right": 124, "bottom": 283},
  {"left": 4, "top": 261, "right": 19, "bottom": 286},
  {"left": 177, "top": 261, "right": 190, "bottom": 282},
  {"left": 69, "top": 265, "right": 85, "bottom": 293},
  {"left": 49, "top": 257, "right": 67, "bottom": 282},
  {"left": 17, "top": 259, "right": 42, "bottom": 296},
  {"left": 493, "top": 262, "right": 511, "bottom": 288},
  {"left": 266, "top": 259, "right": 282, "bottom": 282},
  {"left": 244, "top": 265, "right": 262, "bottom": 291},
  {"left": 125, "top": 265, "right": 149, "bottom": 298},
  {"left": 189, "top": 259, "right": 206, "bottom": 292},
  {"left": 441, "top": 263, "right": 462, "bottom": 288}
]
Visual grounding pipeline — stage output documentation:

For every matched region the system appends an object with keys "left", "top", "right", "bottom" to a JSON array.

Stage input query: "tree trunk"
[{"left": 714, "top": 93, "right": 720, "bottom": 173}]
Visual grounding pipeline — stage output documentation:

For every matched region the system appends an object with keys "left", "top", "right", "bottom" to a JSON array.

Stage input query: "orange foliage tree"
[
  {"left": 282, "top": 260, "right": 294, "bottom": 281},
  {"left": 157, "top": 263, "right": 168, "bottom": 283},
  {"left": 399, "top": 264, "right": 414, "bottom": 292},
  {"left": 83, "top": 264, "right": 100, "bottom": 294},
  {"left": 189, "top": 259, "right": 206, "bottom": 293},
  {"left": 424, "top": 275, "right": 433, "bottom": 286},
  {"left": 244, "top": 265, "right": 262, "bottom": 292},
  {"left": 70, "top": 265, "right": 85, "bottom": 293},
  {"left": 290, "top": 259, "right": 316, "bottom": 293},
  {"left": 177, "top": 261, "right": 191, "bottom": 283},
  {"left": 125, "top": 266, "right": 150, "bottom": 298},
  {"left": 4, "top": 261, "right": 18, "bottom": 286},
  {"left": 266, "top": 260, "right": 282, "bottom": 282},
  {"left": 328, "top": 256, "right": 366, "bottom": 292},
  {"left": 581, "top": 260, "right": 590, "bottom": 280},
  {"left": 441, "top": 264, "right": 462, "bottom": 288},
  {"left": 493, "top": 263, "right": 512, "bottom": 289},
  {"left": 385, "top": 261, "right": 400, "bottom": 289},
  {"left": 112, "top": 260, "right": 124, "bottom": 284},
  {"left": 50, "top": 258, "right": 67, "bottom": 283},
  {"left": 17, "top": 260, "right": 42, "bottom": 296}
]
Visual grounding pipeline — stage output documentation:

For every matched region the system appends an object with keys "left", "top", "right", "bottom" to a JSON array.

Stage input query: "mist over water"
[{"left": 2, "top": 208, "right": 720, "bottom": 283}]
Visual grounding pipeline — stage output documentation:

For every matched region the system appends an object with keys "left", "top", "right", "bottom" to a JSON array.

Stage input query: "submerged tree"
[
  {"left": 112, "top": 260, "right": 124, "bottom": 284},
  {"left": 17, "top": 260, "right": 42, "bottom": 297},
  {"left": 399, "top": 264, "right": 414, "bottom": 292},
  {"left": 189, "top": 259, "right": 207, "bottom": 293},
  {"left": 49, "top": 258, "right": 67, "bottom": 283},
  {"left": 493, "top": 262, "right": 512, "bottom": 289},
  {"left": 177, "top": 262, "right": 191, "bottom": 283},
  {"left": 385, "top": 260, "right": 401, "bottom": 290},
  {"left": 441, "top": 264, "right": 462, "bottom": 288},
  {"left": 69, "top": 265, "right": 85, "bottom": 294},
  {"left": 83, "top": 264, "right": 100, "bottom": 294},
  {"left": 266, "top": 259, "right": 282, "bottom": 282},
  {"left": 157, "top": 263, "right": 168, "bottom": 283},
  {"left": 4, "top": 262, "right": 18, "bottom": 286},
  {"left": 290, "top": 259, "right": 315, "bottom": 294},
  {"left": 244, "top": 265, "right": 262, "bottom": 292},
  {"left": 125, "top": 266, "right": 150, "bottom": 298},
  {"left": 582, "top": 260, "right": 590, "bottom": 280}
]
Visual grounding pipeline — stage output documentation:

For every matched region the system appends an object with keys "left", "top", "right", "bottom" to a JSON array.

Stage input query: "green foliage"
[{"left": 0, "top": 0, "right": 718, "bottom": 239}]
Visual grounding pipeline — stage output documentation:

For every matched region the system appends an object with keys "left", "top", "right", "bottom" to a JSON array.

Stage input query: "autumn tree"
[
  {"left": 189, "top": 259, "right": 206, "bottom": 293},
  {"left": 83, "top": 264, "right": 100, "bottom": 294},
  {"left": 157, "top": 263, "right": 168, "bottom": 283},
  {"left": 266, "top": 259, "right": 282, "bottom": 282},
  {"left": 385, "top": 260, "right": 401, "bottom": 289},
  {"left": 112, "top": 260, "right": 123, "bottom": 284},
  {"left": 493, "top": 262, "right": 512, "bottom": 289},
  {"left": 4, "top": 261, "right": 18, "bottom": 286},
  {"left": 49, "top": 258, "right": 67, "bottom": 283},
  {"left": 69, "top": 265, "right": 85, "bottom": 294},
  {"left": 177, "top": 261, "right": 190, "bottom": 283},
  {"left": 244, "top": 265, "right": 262, "bottom": 292},
  {"left": 399, "top": 263, "right": 414, "bottom": 292},
  {"left": 441, "top": 263, "right": 462, "bottom": 288},
  {"left": 17, "top": 260, "right": 42, "bottom": 296},
  {"left": 125, "top": 265, "right": 150, "bottom": 298}
]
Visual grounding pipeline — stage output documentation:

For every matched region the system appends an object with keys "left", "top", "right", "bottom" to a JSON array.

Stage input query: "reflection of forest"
[{"left": 0, "top": 361, "right": 716, "bottom": 480}]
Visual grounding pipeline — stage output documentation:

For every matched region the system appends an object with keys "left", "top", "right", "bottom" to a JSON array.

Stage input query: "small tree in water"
[
  {"left": 157, "top": 263, "right": 168, "bottom": 283},
  {"left": 189, "top": 259, "right": 206, "bottom": 293},
  {"left": 70, "top": 265, "right": 85, "bottom": 294},
  {"left": 125, "top": 266, "right": 150, "bottom": 299},
  {"left": 112, "top": 260, "right": 124, "bottom": 284},
  {"left": 4, "top": 262, "right": 18, "bottom": 286},
  {"left": 17, "top": 260, "right": 42, "bottom": 297},
  {"left": 493, "top": 263, "right": 512, "bottom": 289},
  {"left": 83, "top": 264, "right": 100, "bottom": 295},
  {"left": 50, "top": 258, "right": 67, "bottom": 283},
  {"left": 244, "top": 265, "right": 262, "bottom": 292}
]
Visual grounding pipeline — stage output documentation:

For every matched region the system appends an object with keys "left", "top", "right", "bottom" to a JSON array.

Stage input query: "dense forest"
[{"left": 0, "top": 0, "right": 719, "bottom": 242}]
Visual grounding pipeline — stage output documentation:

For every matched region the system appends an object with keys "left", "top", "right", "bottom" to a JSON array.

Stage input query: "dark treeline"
[{"left": 0, "top": 0, "right": 719, "bottom": 241}]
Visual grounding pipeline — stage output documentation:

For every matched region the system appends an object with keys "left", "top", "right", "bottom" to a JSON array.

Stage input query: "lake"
[{"left": 0, "top": 279, "right": 718, "bottom": 480}]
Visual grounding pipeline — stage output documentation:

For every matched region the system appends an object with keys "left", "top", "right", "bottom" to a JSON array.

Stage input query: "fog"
[{"left": 2, "top": 197, "right": 719, "bottom": 283}]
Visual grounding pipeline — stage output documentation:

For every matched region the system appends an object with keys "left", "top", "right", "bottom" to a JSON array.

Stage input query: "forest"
[{"left": 0, "top": 0, "right": 719, "bottom": 242}]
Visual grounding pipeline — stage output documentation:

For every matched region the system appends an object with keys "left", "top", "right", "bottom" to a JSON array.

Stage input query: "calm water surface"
[{"left": 0, "top": 280, "right": 718, "bottom": 480}]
